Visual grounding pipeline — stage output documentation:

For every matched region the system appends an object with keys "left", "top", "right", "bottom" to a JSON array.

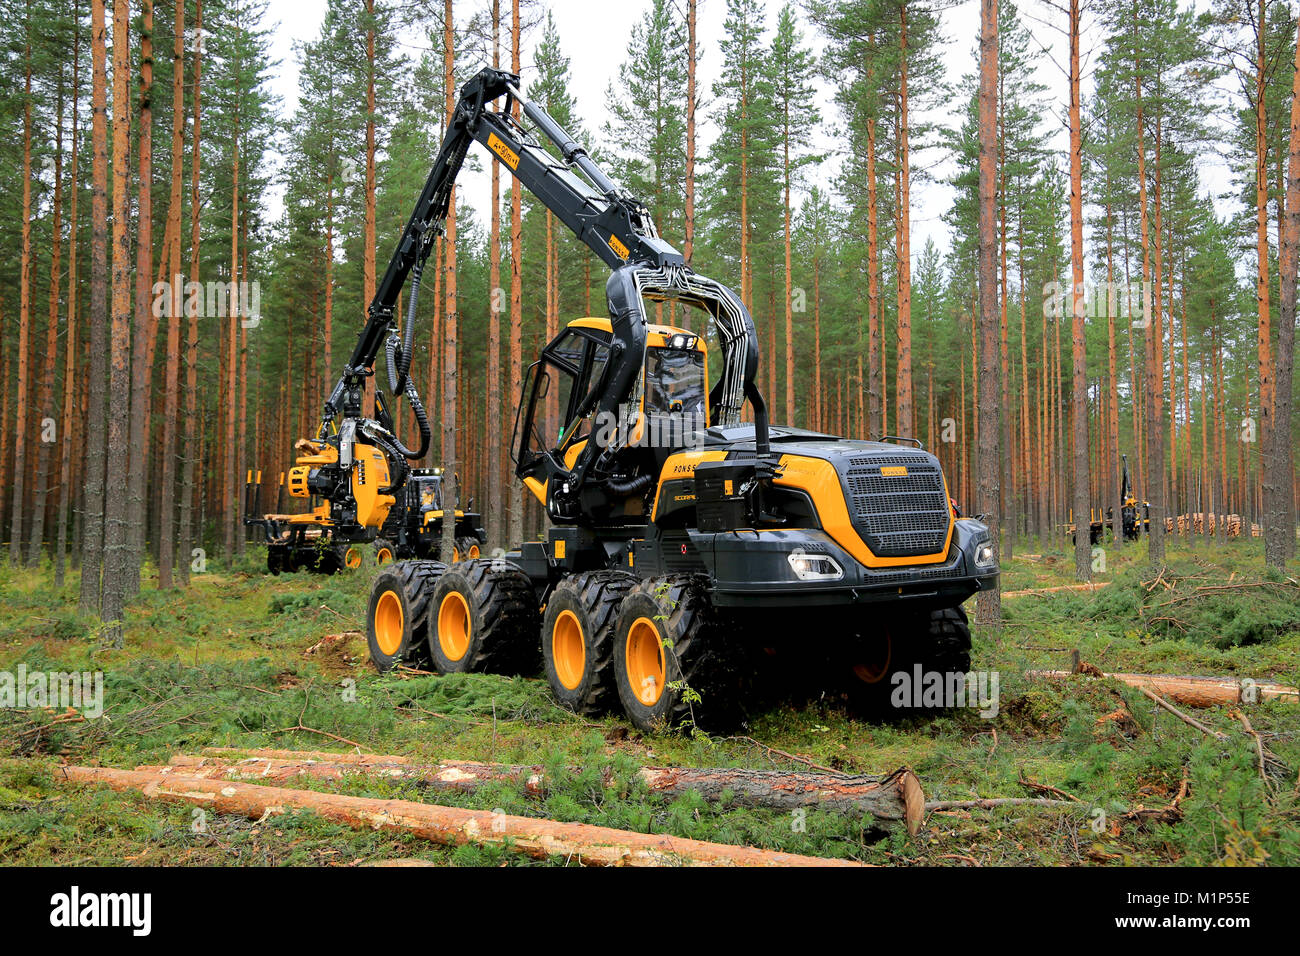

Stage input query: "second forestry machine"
[{"left": 312, "top": 67, "right": 998, "bottom": 729}]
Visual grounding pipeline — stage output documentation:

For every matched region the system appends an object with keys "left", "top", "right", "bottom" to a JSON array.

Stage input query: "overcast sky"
[{"left": 258, "top": 0, "right": 1235, "bottom": 267}]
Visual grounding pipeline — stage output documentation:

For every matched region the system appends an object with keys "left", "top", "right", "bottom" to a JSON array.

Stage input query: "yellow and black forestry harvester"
[
  {"left": 1070, "top": 454, "right": 1150, "bottom": 546},
  {"left": 245, "top": 465, "right": 484, "bottom": 574},
  {"left": 358, "top": 68, "right": 998, "bottom": 730}
]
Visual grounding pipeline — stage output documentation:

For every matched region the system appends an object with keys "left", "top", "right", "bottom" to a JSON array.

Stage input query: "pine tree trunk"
[
  {"left": 30, "top": 65, "right": 64, "bottom": 567},
  {"left": 1106, "top": 203, "right": 1122, "bottom": 553},
  {"left": 1133, "top": 1, "right": 1164, "bottom": 565},
  {"left": 157, "top": 0, "right": 184, "bottom": 589},
  {"left": 783, "top": 113, "right": 794, "bottom": 426},
  {"left": 177, "top": 0, "right": 202, "bottom": 588},
  {"left": 975, "top": 0, "right": 1001, "bottom": 626},
  {"left": 102, "top": 0, "right": 135, "bottom": 645},
  {"left": 685, "top": 0, "right": 697, "bottom": 265},
  {"left": 224, "top": 28, "right": 240, "bottom": 568},
  {"left": 440, "top": 0, "right": 459, "bottom": 564},
  {"left": 507, "top": 0, "right": 523, "bottom": 549},
  {"left": 363, "top": 0, "right": 378, "bottom": 420},
  {"left": 79, "top": 0, "right": 112, "bottom": 614},
  {"left": 997, "top": 68, "right": 1012, "bottom": 558},
  {"left": 57, "top": 25, "right": 82, "bottom": 589},
  {"left": 895, "top": 8, "right": 913, "bottom": 438},
  {"left": 125, "top": 0, "right": 154, "bottom": 594},
  {"left": 11, "top": 13, "right": 34, "bottom": 565},
  {"left": 486, "top": 0, "right": 503, "bottom": 552},
  {"left": 1255, "top": 0, "right": 1274, "bottom": 489},
  {"left": 1266, "top": 18, "right": 1300, "bottom": 568},
  {"left": 866, "top": 115, "right": 881, "bottom": 438},
  {"left": 813, "top": 247, "right": 821, "bottom": 430},
  {"left": 1068, "top": 0, "right": 1091, "bottom": 582}
]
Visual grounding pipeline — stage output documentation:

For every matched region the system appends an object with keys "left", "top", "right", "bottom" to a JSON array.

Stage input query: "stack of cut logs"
[{"left": 1162, "top": 513, "right": 1260, "bottom": 537}]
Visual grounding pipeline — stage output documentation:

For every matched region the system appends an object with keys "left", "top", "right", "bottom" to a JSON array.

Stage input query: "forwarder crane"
[{"left": 360, "top": 67, "right": 1000, "bottom": 730}]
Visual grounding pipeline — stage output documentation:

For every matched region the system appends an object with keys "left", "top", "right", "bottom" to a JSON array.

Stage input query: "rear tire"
[
  {"left": 612, "top": 575, "right": 740, "bottom": 733},
  {"left": 542, "top": 571, "right": 637, "bottom": 716},
  {"left": 341, "top": 543, "right": 366, "bottom": 571},
  {"left": 366, "top": 560, "right": 447, "bottom": 672},
  {"left": 373, "top": 537, "right": 397, "bottom": 566},
  {"left": 428, "top": 559, "right": 541, "bottom": 675},
  {"left": 454, "top": 536, "right": 482, "bottom": 562}
]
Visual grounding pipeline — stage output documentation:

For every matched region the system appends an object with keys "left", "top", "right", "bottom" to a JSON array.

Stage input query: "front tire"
[
  {"left": 612, "top": 575, "right": 739, "bottom": 733},
  {"left": 428, "top": 560, "right": 541, "bottom": 675},
  {"left": 366, "top": 560, "right": 447, "bottom": 672},
  {"left": 542, "top": 571, "right": 636, "bottom": 716},
  {"left": 844, "top": 606, "right": 971, "bottom": 716}
]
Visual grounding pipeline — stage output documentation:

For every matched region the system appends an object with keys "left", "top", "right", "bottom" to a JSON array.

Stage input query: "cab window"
[{"left": 645, "top": 347, "right": 706, "bottom": 416}]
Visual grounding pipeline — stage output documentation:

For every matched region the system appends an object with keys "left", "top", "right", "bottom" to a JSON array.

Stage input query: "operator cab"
[{"left": 514, "top": 316, "right": 710, "bottom": 522}]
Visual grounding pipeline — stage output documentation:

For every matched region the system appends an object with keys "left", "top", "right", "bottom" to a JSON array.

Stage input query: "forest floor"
[{"left": 1, "top": 537, "right": 1298, "bottom": 866}]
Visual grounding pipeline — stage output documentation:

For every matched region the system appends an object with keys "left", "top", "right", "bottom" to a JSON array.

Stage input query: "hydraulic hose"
[
  {"left": 380, "top": 250, "right": 432, "bottom": 468},
  {"left": 603, "top": 473, "right": 654, "bottom": 497},
  {"left": 388, "top": 255, "right": 424, "bottom": 395},
  {"left": 388, "top": 380, "right": 432, "bottom": 462}
]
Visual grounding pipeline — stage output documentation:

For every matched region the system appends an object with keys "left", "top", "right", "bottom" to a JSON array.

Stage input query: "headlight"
[
  {"left": 787, "top": 551, "right": 844, "bottom": 582},
  {"left": 975, "top": 541, "right": 997, "bottom": 568}
]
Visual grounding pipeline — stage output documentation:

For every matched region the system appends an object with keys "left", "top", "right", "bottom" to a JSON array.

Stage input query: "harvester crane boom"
[{"left": 321, "top": 67, "right": 770, "bottom": 510}]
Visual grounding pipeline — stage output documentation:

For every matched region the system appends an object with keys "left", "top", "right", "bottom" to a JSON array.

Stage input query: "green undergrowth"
[{"left": 1, "top": 539, "right": 1297, "bottom": 866}]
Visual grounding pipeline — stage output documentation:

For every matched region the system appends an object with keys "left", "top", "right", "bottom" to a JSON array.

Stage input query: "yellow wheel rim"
[
  {"left": 376, "top": 547, "right": 393, "bottom": 565},
  {"left": 852, "top": 633, "right": 892, "bottom": 685},
  {"left": 437, "top": 591, "right": 471, "bottom": 661},
  {"left": 552, "top": 609, "right": 586, "bottom": 691},
  {"left": 345, "top": 546, "right": 363, "bottom": 569},
  {"left": 466, "top": 543, "right": 481, "bottom": 559},
  {"left": 626, "top": 616, "right": 665, "bottom": 706},
  {"left": 452, "top": 546, "right": 461, "bottom": 562},
  {"left": 374, "top": 590, "right": 404, "bottom": 657}
]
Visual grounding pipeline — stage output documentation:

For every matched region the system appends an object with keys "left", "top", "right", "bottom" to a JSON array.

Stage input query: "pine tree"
[
  {"left": 770, "top": 3, "right": 819, "bottom": 426},
  {"left": 604, "top": 0, "right": 687, "bottom": 250}
]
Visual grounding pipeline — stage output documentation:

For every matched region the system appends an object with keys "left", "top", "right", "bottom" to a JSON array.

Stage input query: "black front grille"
[{"left": 842, "top": 455, "right": 950, "bottom": 557}]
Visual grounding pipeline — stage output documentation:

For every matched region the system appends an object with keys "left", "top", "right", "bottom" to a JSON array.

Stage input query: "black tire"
[
  {"left": 340, "top": 542, "right": 367, "bottom": 572},
  {"left": 267, "top": 545, "right": 286, "bottom": 575},
  {"left": 612, "top": 575, "right": 740, "bottom": 733},
  {"left": 366, "top": 560, "right": 446, "bottom": 672},
  {"left": 454, "top": 536, "right": 482, "bottom": 562},
  {"left": 844, "top": 606, "right": 972, "bottom": 716},
  {"left": 541, "top": 570, "right": 637, "bottom": 716},
  {"left": 428, "top": 559, "right": 541, "bottom": 675},
  {"left": 373, "top": 537, "right": 397, "bottom": 566},
  {"left": 307, "top": 543, "right": 344, "bottom": 574},
  {"left": 923, "top": 605, "right": 972, "bottom": 676}
]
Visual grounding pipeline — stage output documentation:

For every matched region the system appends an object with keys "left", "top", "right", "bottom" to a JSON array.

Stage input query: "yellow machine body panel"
[
  {"left": 650, "top": 450, "right": 955, "bottom": 569},
  {"left": 523, "top": 476, "right": 548, "bottom": 505},
  {"left": 650, "top": 450, "right": 729, "bottom": 520},
  {"left": 772, "top": 454, "right": 953, "bottom": 568},
  {"left": 351, "top": 442, "right": 397, "bottom": 529},
  {"left": 421, "top": 509, "right": 466, "bottom": 527}
]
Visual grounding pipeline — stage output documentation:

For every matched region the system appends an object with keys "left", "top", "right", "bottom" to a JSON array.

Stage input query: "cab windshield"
[{"left": 645, "top": 347, "right": 706, "bottom": 416}]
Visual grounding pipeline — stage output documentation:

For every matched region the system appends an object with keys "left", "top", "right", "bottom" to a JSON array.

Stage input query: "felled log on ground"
[
  {"left": 202, "top": 746, "right": 414, "bottom": 764},
  {"left": 166, "top": 754, "right": 529, "bottom": 792},
  {"left": 1002, "top": 582, "right": 1110, "bottom": 599},
  {"left": 59, "top": 765, "right": 860, "bottom": 867},
  {"left": 164, "top": 752, "right": 924, "bottom": 834},
  {"left": 1029, "top": 669, "right": 1299, "bottom": 708}
]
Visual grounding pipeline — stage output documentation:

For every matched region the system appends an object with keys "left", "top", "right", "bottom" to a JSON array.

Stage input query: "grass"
[{"left": 1, "top": 535, "right": 1297, "bottom": 867}]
